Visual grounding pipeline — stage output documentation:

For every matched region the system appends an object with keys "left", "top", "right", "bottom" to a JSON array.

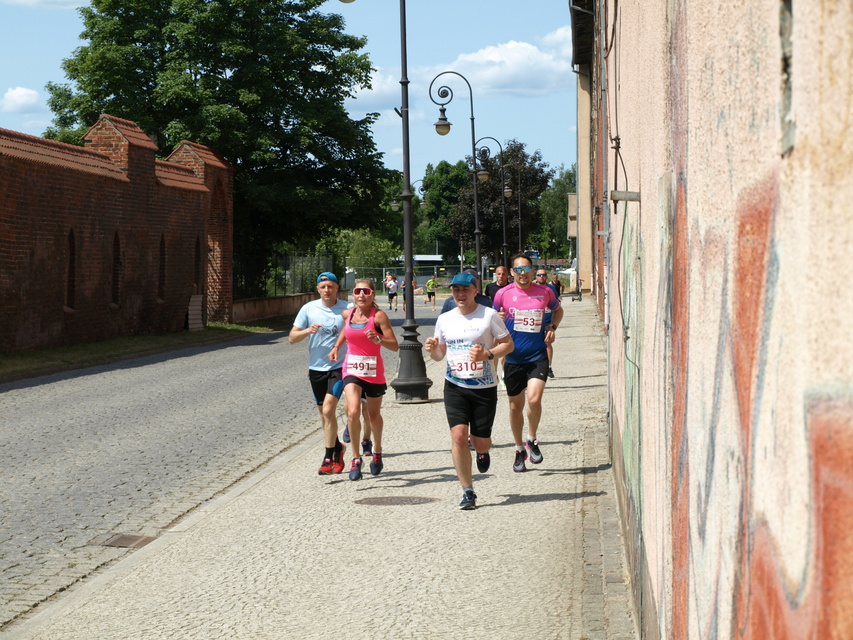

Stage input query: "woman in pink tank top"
[{"left": 329, "top": 278, "right": 398, "bottom": 480}]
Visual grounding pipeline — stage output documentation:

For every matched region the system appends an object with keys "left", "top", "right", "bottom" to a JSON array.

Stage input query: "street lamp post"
[
  {"left": 429, "top": 71, "right": 486, "bottom": 280},
  {"left": 503, "top": 165, "right": 524, "bottom": 253},
  {"left": 340, "top": 0, "right": 431, "bottom": 403},
  {"left": 514, "top": 170, "right": 523, "bottom": 252},
  {"left": 475, "top": 136, "right": 509, "bottom": 267}
]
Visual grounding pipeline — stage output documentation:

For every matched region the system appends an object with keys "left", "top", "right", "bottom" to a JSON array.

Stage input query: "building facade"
[
  {"left": 0, "top": 114, "right": 233, "bottom": 353},
  {"left": 571, "top": 1, "right": 853, "bottom": 638}
]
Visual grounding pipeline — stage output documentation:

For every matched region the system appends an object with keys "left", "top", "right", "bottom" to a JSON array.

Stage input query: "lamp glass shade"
[
  {"left": 477, "top": 170, "right": 490, "bottom": 182},
  {"left": 503, "top": 186, "right": 513, "bottom": 198}
]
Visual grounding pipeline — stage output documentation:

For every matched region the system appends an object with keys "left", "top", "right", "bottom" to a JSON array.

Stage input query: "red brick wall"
[{"left": 0, "top": 114, "right": 233, "bottom": 353}]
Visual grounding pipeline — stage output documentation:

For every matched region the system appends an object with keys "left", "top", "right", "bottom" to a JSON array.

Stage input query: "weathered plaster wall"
[{"left": 597, "top": 0, "right": 853, "bottom": 637}]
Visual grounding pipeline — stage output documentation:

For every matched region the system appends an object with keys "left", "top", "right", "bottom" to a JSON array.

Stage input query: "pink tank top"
[{"left": 343, "top": 307, "right": 385, "bottom": 384}]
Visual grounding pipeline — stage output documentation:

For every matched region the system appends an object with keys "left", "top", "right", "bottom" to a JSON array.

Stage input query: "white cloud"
[
  {"left": 0, "top": 87, "right": 40, "bottom": 113},
  {"left": 538, "top": 25, "right": 575, "bottom": 60},
  {"left": 350, "top": 69, "right": 399, "bottom": 112},
  {"left": 422, "top": 38, "right": 573, "bottom": 100}
]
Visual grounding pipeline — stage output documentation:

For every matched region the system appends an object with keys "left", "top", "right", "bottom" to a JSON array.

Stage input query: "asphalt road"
[{"left": 0, "top": 305, "right": 438, "bottom": 628}]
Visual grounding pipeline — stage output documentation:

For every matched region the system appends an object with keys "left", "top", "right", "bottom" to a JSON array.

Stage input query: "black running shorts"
[
  {"left": 308, "top": 368, "right": 343, "bottom": 405},
  {"left": 444, "top": 380, "right": 498, "bottom": 438},
  {"left": 503, "top": 357, "right": 550, "bottom": 396},
  {"left": 342, "top": 375, "right": 387, "bottom": 398}
]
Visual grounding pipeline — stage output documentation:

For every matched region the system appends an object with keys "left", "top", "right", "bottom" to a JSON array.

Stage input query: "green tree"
[
  {"left": 418, "top": 160, "right": 468, "bottom": 260},
  {"left": 530, "top": 163, "right": 578, "bottom": 262},
  {"left": 44, "top": 0, "right": 393, "bottom": 297},
  {"left": 317, "top": 228, "right": 401, "bottom": 283},
  {"left": 454, "top": 140, "right": 553, "bottom": 264}
]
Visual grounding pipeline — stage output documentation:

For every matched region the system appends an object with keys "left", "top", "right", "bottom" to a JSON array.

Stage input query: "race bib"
[
  {"left": 347, "top": 355, "right": 377, "bottom": 377},
  {"left": 514, "top": 309, "right": 543, "bottom": 333},
  {"left": 448, "top": 353, "right": 484, "bottom": 379}
]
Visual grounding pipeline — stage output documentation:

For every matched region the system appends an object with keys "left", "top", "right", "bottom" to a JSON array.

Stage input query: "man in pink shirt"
[{"left": 493, "top": 253, "right": 563, "bottom": 472}]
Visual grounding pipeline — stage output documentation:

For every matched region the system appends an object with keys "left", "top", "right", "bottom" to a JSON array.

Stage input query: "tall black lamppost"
[
  {"left": 429, "top": 71, "right": 488, "bottom": 279},
  {"left": 339, "top": 0, "right": 431, "bottom": 403},
  {"left": 509, "top": 168, "right": 523, "bottom": 251},
  {"left": 475, "top": 136, "right": 510, "bottom": 267}
]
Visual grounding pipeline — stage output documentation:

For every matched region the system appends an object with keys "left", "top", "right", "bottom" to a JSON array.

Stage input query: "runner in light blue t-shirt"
[{"left": 289, "top": 272, "right": 356, "bottom": 476}]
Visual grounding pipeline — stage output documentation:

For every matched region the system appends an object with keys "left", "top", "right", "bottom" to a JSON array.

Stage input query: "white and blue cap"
[
  {"left": 317, "top": 272, "right": 338, "bottom": 284},
  {"left": 450, "top": 272, "right": 477, "bottom": 287}
]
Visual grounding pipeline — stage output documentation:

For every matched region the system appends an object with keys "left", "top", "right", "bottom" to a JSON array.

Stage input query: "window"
[
  {"left": 780, "top": 0, "right": 794, "bottom": 154},
  {"left": 194, "top": 235, "right": 201, "bottom": 295},
  {"left": 111, "top": 231, "right": 121, "bottom": 306},
  {"left": 65, "top": 229, "right": 76, "bottom": 310},
  {"left": 158, "top": 234, "right": 166, "bottom": 301}
]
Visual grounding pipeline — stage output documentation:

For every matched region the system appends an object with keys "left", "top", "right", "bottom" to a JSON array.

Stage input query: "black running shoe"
[
  {"left": 370, "top": 451, "right": 383, "bottom": 476},
  {"left": 476, "top": 452, "right": 491, "bottom": 473},
  {"left": 349, "top": 457, "right": 363, "bottom": 481},
  {"left": 526, "top": 439, "right": 543, "bottom": 464},
  {"left": 459, "top": 490, "right": 477, "bottom": 510},
  {"left": 513, "top": 449, "right": 528, "bottom": 473},
  {"left": 547, "top": 367, "right": 555, "bottom": 379}
]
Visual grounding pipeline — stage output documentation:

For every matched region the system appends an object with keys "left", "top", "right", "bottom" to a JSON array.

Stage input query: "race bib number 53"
[
  {"left": 347, "top": 355, "right": 377, "bottom": 377},
  {"left": 514, "top": 309, "right": 543, "bottom": 333}
]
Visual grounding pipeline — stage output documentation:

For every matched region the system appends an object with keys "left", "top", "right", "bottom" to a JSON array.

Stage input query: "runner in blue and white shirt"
[
  {"left": 424, "top": 271, "right": 514, "bottom": 510},
  {"left": 289, "top": 272, "right": 354, "bottom": 476}
]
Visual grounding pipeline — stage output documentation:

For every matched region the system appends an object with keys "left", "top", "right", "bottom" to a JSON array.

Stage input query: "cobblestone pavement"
[
  {"left": 3, "top": 297, "right": 637, "bottom": 639},
  {"left": 0, "top": 327, "right": 400, "bottom": 628}
]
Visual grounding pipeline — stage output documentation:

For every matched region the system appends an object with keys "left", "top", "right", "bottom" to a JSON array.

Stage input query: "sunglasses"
[
  {"left": 536, "top": 273, "right": 547, "bottom": 277},
  {"left": 353, "top": 287, "right": 374, "bottom": 295},
  {"left": 512, "top": 265, "right": 532, "bottom": 274}
]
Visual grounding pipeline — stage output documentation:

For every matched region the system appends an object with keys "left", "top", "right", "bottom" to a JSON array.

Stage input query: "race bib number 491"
[
  {"left": 347, "top": 355, "right": 377, "bottom": 377},
  {"left": 514, "top": 309, "right": 543, "bottom": 333}
]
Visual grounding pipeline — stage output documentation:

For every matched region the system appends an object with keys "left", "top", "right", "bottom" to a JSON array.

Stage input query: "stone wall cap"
[{"left": 0, "top": 126, "right": 129, "bottom": 181}]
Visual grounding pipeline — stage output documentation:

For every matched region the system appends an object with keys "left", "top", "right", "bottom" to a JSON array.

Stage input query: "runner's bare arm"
[
  {"left": 424, "top": 337, "right": 446, "bottom": 360},
  {"left": 373, "top": 310, "right": 399, "bottom": 352},
  {"left": 288, "top": 323, "right": 319, "bottom": 344}
]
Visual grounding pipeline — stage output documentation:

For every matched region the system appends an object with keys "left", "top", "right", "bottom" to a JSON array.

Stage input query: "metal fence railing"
[{"left": 267, "top": 252, "right": 334, "bottom": 296}]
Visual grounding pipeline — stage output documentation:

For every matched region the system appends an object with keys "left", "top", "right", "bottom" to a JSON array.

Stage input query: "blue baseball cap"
[
  {"left": 317, "top": 272, "right": 338, "bottom": 284},
  {"left": 450, "top": 272, "right": 477, "bottom": 287}
]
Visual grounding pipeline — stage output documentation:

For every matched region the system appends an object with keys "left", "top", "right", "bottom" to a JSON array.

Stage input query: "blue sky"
[{"left": 0, "top": 0, "right": 577, "bottom": 180}]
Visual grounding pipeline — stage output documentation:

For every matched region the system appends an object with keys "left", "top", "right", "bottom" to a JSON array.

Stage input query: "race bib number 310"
[
  {"left": 347, "top": 355, "right": 377, "bottom": 377},
  {"left": 448, "top": 354, "right": 484, "bottom": 379},
  {"left": 514, "top": 309, "right": 543, "bottom": 333}
]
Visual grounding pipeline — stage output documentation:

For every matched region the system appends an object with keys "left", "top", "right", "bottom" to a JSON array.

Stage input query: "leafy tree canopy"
[
  {"left": 454, "top": 139, "right": 554, "bottom": 266},
  {"left": 316, "top": 227, "right": 401, "bottom": 279},
  {"left": 417, "top": 160, "right": 468, "bottom": 260},
  {"left": 530, "top": 163, "right": 578, "bottom": 261},
  {"left": 45, "top": 0, "right": 394, "bottom": 297}
]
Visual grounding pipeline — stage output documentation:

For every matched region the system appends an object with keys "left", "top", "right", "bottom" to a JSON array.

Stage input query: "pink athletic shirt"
[{"left": 342, "top": 307, "right": 386, "bottom": 384}]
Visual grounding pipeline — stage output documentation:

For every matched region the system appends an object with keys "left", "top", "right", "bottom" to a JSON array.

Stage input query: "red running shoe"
[
  {"left": 331, "top": 445, "right": 346, "bottom": 474},
  {"left": 318, "top": 458, "right": 334, "bottom": 475}
]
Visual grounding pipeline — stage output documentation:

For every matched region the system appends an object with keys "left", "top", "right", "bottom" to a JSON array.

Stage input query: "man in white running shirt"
[{"left": 424, "top": 272, "right": 514, "bottom": 510}]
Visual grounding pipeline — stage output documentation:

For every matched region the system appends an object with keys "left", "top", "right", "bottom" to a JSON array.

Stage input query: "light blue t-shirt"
[{"left": 293, "top": 299, "right": 351, "bottom": 371}]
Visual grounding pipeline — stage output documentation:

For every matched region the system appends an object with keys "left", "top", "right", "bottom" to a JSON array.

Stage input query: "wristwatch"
[
  {"left": 548, "top": 323, "right": 558, "bottom": 331},
  {"left": 487, "top": 350, "right": 494, "bottom": 360}
]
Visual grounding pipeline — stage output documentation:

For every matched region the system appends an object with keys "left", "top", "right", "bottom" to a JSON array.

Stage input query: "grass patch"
[{"left": 0, "top": 315, "right": 295, "bottom": 384}]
